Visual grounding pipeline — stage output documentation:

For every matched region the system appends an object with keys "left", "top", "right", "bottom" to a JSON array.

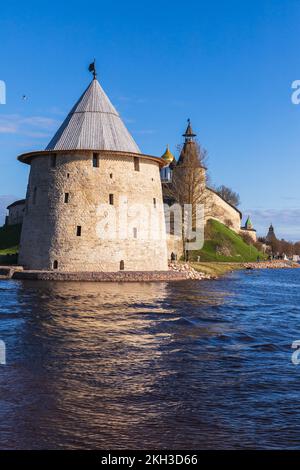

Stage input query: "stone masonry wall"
[
  {"left": 19, "top": 152, "right": 168, "bottom": 271},
  {"left": 7, "top": 203, "right": 25, "bottom": 225},
  {"left": 166, "top": 234, "right": 184, "bottom": 260},
  {"left": 204, "top": 188, "right": 241, "bottom": 233},
  {"left": 13, "top": 269, "right": 188, "bottom": 282},
  {"left": 240, "top": 228, "right": 257, "bottom": 243}
]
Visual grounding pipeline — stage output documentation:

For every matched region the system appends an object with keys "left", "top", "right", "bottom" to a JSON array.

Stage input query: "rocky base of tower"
[
  {"left": 7, "top": 263, "right": 212, "bottom": 282},
  {"left": 168, "top": 262, "right": 212, "bottom": 280},
  {"left": 12, "top": 269, "right": 190, "bottom": 282}
]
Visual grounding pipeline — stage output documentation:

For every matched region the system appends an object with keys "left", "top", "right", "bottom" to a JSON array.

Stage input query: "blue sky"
[{"left": 0, "top": 0, "right": 300, "bottom": 239}]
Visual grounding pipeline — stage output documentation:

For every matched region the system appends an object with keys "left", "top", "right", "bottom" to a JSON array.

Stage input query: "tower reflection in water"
[{"left": 1, "top": 279, "right": 230, "bottom": 449}]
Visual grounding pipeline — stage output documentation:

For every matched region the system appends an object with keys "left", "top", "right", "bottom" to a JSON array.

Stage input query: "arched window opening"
[{"left": 120, "top": 260, "right": 125, "bottom": 271}]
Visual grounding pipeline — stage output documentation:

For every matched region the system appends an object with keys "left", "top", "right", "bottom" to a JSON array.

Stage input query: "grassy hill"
[
  {"left": 0, "top": 224, "right": 21, "bottom": 255},
  {"left": 0, "top": 224, "right": 21, "bottom": 264},
  {"left": 189, "top": 219, "right": 266, "bottom": 262}
]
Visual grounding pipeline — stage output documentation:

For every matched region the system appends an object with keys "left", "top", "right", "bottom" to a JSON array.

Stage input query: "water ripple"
[{"left": 0, "top": 270, "right": 300, "bottom": 449}]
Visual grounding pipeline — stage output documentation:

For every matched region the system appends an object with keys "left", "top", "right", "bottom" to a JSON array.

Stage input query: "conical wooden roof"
[{"left": 46, "top": 78, "right": 140, "bottom": 153}]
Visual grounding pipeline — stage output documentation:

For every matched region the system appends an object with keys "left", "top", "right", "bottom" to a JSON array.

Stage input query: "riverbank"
[
  {"left": 191, "top": 259, "right": 299, "bottom": 277},
  {"left": 0, "top": 259, "right": 297, "bottom": 282},
  {"left": 191, "top": 262, "right": 243, "bottom": 277},
  {"left": 10, "top": 264, "right": 211, "bottom": 282},
  {"left": 243, "top": 260, "right": 299, "bottom": 270}
]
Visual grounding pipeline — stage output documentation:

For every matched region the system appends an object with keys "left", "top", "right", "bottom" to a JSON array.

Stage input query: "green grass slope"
[
  {"left": 190, "top": 219, "right": 266, "bottom": 262},
  {"left": 0, "top": 224, "right": 21, "bottom": 255}
]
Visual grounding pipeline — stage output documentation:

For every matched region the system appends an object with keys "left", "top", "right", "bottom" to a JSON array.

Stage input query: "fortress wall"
[
  {"left": 7, "top": 203, "right": 25, "bottom": 225},
  {"left": 166, "top": 234, "right": 184, "bottom": 260},
  {"left": 19, "top": 155, "right": 57, "bottom": 268},
  {"left": 240, "top": 228, "right": 257, "bottom": 243},
  {"left": 204, "top": 188, "right": 241, "bottom": 232},
  {"left": 18, "top": 152, "right": 168, "bottom": 272}
]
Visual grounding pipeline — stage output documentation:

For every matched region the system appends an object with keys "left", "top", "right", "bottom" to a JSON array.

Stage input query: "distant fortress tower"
[
  {"left": 161, "top": 120, "right": 243, "bottom": 235},
  {"left": 18, "top": 73, "right": 168, "bottom": 272},
  {"left": 266, "top": 223, "right": 277, "bottom": 243}
]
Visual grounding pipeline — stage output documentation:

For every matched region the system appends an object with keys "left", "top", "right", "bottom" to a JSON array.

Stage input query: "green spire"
[{"left": 245, "top": 216, "right": 253, "bottom": 230}]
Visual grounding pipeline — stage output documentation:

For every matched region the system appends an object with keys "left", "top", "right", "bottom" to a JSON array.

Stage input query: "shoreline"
[
  {"left": 0, "top": 259, "right": 297, "bottom": 282},
  {"left": 0, "top": 260, "right": 300, "bottom": 282},
  {"left": 191, "top": 260, "right": 299, "bottom": 278}
]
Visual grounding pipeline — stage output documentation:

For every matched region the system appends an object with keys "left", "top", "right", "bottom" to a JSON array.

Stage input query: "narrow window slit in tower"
[
  {"left": 50, "top": 154, "right": 57, "bottom": 168},
  {"left": 93, "top": 153, "right": 100, "bottom": 168},
  {"left": 170, "top": 212, "right": 175, "bottom": 235},
  {"left": 110, "top": 173, "right": 113, "bottom": 179},
  {"left": 153, "top": 198, "right": 156, "bottom": 208},
  {"left": 134, "top": 157, "right": 140, "bottom": 171},
  {"left": 76, "top": 226, "right": 82, "bottom": 237},
  {"left": 53, "top": 260, "right": 58, "bottom": 270},
  {"left": 120, "top": 260, "right": 125, "bottom": 271},
  {"left": 32, "top": 187, "right": 37, "bottom": 205},
  {"left": 133, "top": 227, "right": 137, "bottom": 239},
  {"left": 109, "top": 194, "right": 114, "bottom": 205},
  {"left": 64, "top": 193, "right": 69, "bottom": 203}
]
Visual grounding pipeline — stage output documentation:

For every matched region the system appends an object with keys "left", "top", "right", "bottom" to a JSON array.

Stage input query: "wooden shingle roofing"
[{"left": 45, "top": 78, "right": 140, "bottom": 153}]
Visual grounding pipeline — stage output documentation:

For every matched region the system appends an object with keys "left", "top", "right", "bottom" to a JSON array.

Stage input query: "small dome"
[{"left": 161, "top": 145, "right": 174, "bottom": 165}]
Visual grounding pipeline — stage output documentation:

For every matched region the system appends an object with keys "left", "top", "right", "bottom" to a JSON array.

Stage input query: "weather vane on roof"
[{"left": 88, "top": 59, "right": 97, "bottom": 79}]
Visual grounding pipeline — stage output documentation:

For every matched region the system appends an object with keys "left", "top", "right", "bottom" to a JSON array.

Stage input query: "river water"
[{"left": 0, "top": 269, "right": 300, "bottom": 449}]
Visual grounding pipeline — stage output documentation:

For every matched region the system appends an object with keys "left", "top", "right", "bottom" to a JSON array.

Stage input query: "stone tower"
[
  {"left": 241, "top": 215, "right": 257, "bottom": 242},
  {"left": 244, "top": 216, "right": 254, "bottom": 230},
  {"left": 160, "top": 120, "right": 242, "bottom": 233},
  {"left": 175, "top": 120, "right": 207, "bottom": 193},
  {"left": 161, "top": 120, "right": 207, "bottom": 204},
  {"left": 266, "top": 224, "right": 277, "bottom": 243},
  {"left": 18, "top": 75, "right": 168, "bottom": 272}
]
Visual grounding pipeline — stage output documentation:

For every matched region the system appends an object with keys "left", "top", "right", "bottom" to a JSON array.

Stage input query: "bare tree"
[
  {"left": 294, "top": 242, "right": 300, "bottom": 255},
  {"left": 214, "top": 185, "right": 240, "bottom": 207},
  {"left": 163, "top": 141, "right": 214, "bottom": 260},
  {"left": 278, "top": 239, "right": 294, "bottom": 258},
  {"left": 268, "top": 238, "right": 281, "bottom": 257}
]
